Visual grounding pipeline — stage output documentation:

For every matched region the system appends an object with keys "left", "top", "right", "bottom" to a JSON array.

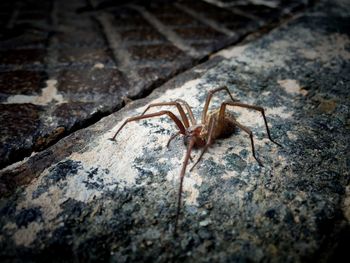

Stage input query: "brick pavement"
[{"left": 0, "top": 0, "right": 312, "bottom": 168}]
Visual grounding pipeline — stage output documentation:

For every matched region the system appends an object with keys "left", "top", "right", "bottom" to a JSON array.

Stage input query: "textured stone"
[
  {"left": 179, "top": 0, "right": 256, "bottom": 31},
  {"left": 57, "top": 68, "right": 129, "bottom": 102},
  {"left": 0, "top": 71, "right": 47, "bottom": 97},
  {"left": 57, "top": 48, "right": 114, "bottom": 65},
  {"left": 155, "top": 12, "right": 204, "bottom": 27},
  {"left": 0, "top": 0, "right": 349, "bottom": 261},
  {"left": 55, "top": 30, "right": 107, "bottom": 48},
  {"left": 119, "top": 27, "right": 167, "bottom": 41},
  {"left": 128, "top": 44, "right": 189, "bottom": 61},
  {"left": 232, "top": 4, "right": 282, "bottom": 22},
  {"left": 174, "top": 27, "right": 226, "bottom": 41},
  {"left": 0, "top": 103, "right": 42, "bottom": 169},
  {"left": 0, "top": 31, "right": 48, "bottom": 49},
  {"left": 0, "top": 49, "right": 46, "bottom": 66}
]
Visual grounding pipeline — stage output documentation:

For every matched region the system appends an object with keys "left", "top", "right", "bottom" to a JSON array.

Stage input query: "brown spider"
[{"left": 110, "top": 86, "right": 281, "bottom": 234}]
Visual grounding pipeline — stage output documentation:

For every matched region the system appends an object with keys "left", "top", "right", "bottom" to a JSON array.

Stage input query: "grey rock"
[{"left": 0, "top": 0, "right": 349, "bottom": 262}]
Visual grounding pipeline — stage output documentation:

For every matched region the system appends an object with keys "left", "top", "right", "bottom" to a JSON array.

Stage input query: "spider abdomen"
[{"left": 207, "top": 110, "right": 237, "bottom": 140}]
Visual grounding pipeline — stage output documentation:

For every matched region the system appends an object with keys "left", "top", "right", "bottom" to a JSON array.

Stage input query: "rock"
[{"left": 0, "top": 0, "right": 349, "bottom": 262}]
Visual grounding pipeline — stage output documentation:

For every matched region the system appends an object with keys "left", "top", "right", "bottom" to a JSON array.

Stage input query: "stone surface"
[
  {"left": 0, "top": 0, "right": 349, "bottom": 261},
  {"left": 0, "top": 0, "right": 310, "bottom": 169}
]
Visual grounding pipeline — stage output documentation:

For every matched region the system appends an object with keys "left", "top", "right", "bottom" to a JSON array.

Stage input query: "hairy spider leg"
[
  {"left": 218, "top": 101, "right": 277, "bottom": 166},
  {"left": 166, "top": 131, "right": 181, "bottom": 147},
  {"left": 166, "top": 131, "right": 194, "bottom": 163},
  {"left": 189, "top": 116, "right": 216, "bottom": 171},
  {"left": 110, "top": 110, "right": 186, "bottom": 141},
  {"left": 201, "top": 86, "right": 237, "bottom": 124},
  {"left": 234, "top": 119, "right": 263, "bottom": 166},
  {"left": 219, "top": 101, "right": 282, "bottom": 147},
  {"left": 175, "top": 99, "right": 196, "bottom": 125},
  {"left": 174, "top": 137, "right": 195, "bottom": 236},
  {"left": 141, "top": 102, "right": 190, "bottom": 128}
]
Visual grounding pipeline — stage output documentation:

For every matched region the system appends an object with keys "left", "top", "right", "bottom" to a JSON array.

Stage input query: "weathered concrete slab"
[
  {"left": 1, "top": 0, "right": 349, "bottom": 261},
  {"left": 0, "top": 0, "right": 310, "bottom": 169}
]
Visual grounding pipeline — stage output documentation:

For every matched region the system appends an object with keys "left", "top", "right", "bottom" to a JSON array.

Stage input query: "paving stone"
[
  {"left": 56, "top": 16, "right": 98, "bottom": 30},
  {"left": 0, "top": 71, "right": 47, "bottom": 95},
  {"left": 52, "top": 102, "right": 98, "bottom": 127},
  {"left": 57, "top": 48, "right": 114, "bottom": 66},
  {"left": 232, "top": 4, "right": 283, "bottom": 22},
  {"left": 128, "top": 44, "right": 189, "bottom": 61},
  {"left": 0, "top": 49, "right": 46, "bottom": 66},
  {"left": 155, "top": 12, "right": 204, "bottom": 27},
  {"left": 18, "top": 0, "right": 52, "bottom": 11},
  {"left": 55, "top": 30, "right": 107, "bottom": 48},
  {"left": 110, "top": 8, "right": 149, "bottom": 29},
  {"left": 0, "top": 103, "right": 42, "bottom": 169},
  {"left": 16, "top": 13, "right": 50, "bottom": 25},
  {"left": 137, "top": 66, "right": 174, "bottom": 85},
  {"left": 119, "top": 27, "right": 167, "bottom": 41},
  {"left": 57, "top": 68, "right": 129, "bottom": 101},
  {"left": 174, "top": 27, "right": 227, "bottom": 41},
  {"left": 179, "top": 0, "right": 257, "bottom": 31},
  {"left": 0, "top": 0, "right": 348, "bottom": 261},
  {"left": 0, "top": 30, "right": 49, "bottom": 50}
]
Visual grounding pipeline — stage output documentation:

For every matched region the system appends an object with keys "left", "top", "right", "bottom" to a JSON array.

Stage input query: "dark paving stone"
[
  {"left": 110, "top": 8, "right": 150, "bottom": 29},
  {"left": 137, "top": 66, "right": 174, "bottom": 85},
  {"left": 16, "top": 13, "right": 50, "bottom": 24},
  {"left": 52, "top": 102, "right": 98, "bottom": 127},
  {"left": 145, "top": 3, "right": 206, "bottom": 27},
  {"left": 0, "top": 103, "right": 42, "bottom": 169},
  {"left": 57, "top": 68, "right": 129, "bottom": 100},
  {"left": 174, "top": 27, "right": 226, "bottom": 41},
  {"left": 0, "top": 30, "right": 49, "bottom": 49},
  {"left": 280, "top": 0, "right": 310, "bottom": 12},
  {"left": 57, "top": 48, "right": 114, "bottom": 65},
  {"left": 0, "top": 70, "right": 47, "bottom": 97},
  {"left": 179, "top": 0, "right": 257, "bottom": 31},
  {"left": 119, "top": 27, "right": 167, "bottom": 41},
  {"left": 56, "top": 16, "right": 98, "bottom": 30},
  {"left": 155, "top": 12, "right": 204, "bottom": 27},
  {"left": 18, "top": 0, "right": 52, "bottom": 11},
  {"left": 0, "top": 49, "right": 46, "bottom": 66},
  {"left": 232, "top": 4, "right": 283, "bottom": 22},
  {"left": 55, "top": 30, "right": 107, "bottom": 48},
  {"left": 128, "top": 44, "right": 189, "bottom": 61}
]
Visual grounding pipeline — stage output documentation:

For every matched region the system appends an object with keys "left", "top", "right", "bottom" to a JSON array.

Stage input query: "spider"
[{"left": 110, "top": 86, "right": 281, "bottom": 235}]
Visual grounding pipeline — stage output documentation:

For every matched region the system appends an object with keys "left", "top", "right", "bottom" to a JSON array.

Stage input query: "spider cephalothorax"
[
  {"left": 183, "top": 124, "right": 205, "bottom": 147},
  {"left": 110, "top": 86, "right": 281, "bottom": 235}
]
